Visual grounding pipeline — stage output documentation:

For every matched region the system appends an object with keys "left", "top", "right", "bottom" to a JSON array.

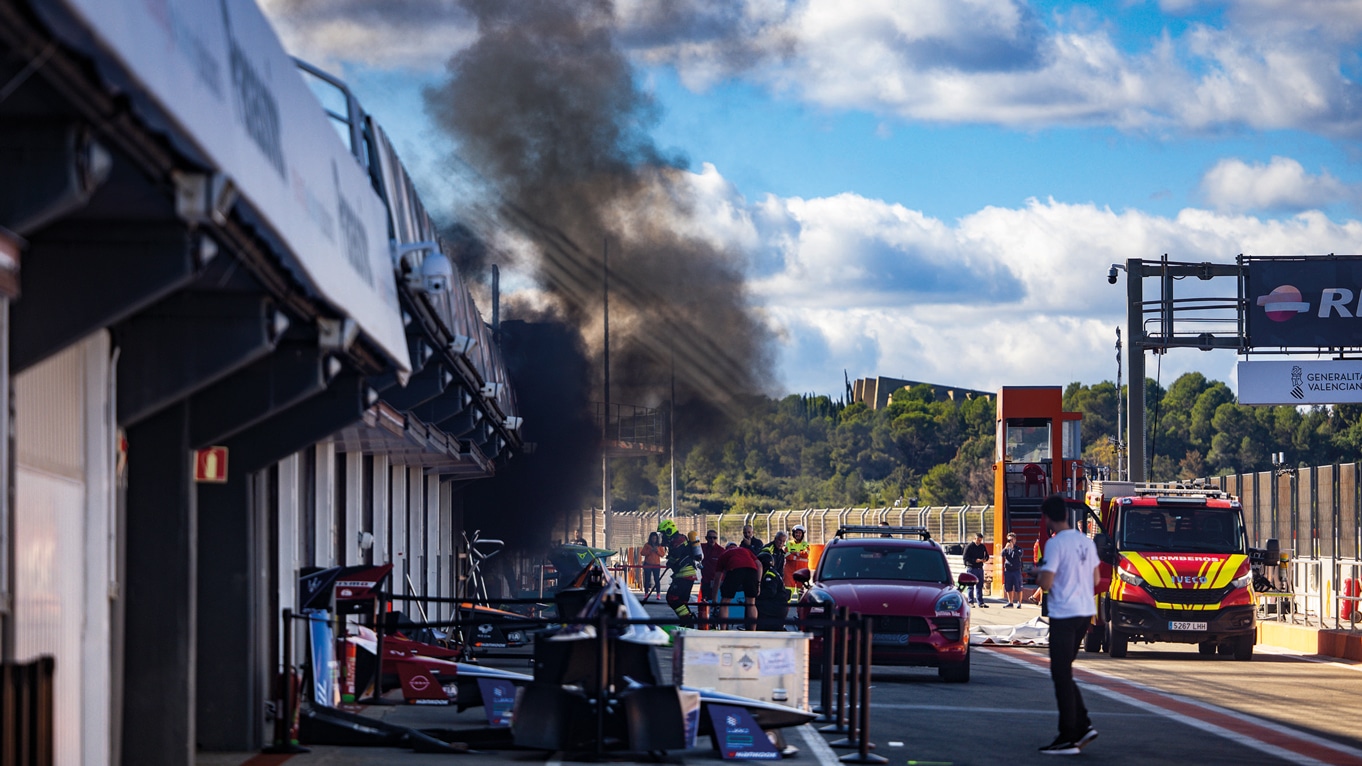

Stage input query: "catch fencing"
[
  {"left": 604, "top": 505, "right": 993, "bottom": 552},
  {"left": 1205, "top": 464, "right": 1362, "bottom": 630}
]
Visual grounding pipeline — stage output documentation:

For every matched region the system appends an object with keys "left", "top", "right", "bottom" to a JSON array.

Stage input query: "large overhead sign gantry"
[{"left": 1118, "top": 254, "right": 1362, "bottom": 481}]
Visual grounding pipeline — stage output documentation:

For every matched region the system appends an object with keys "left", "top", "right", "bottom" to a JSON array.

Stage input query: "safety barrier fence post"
[
  {"left": 813, "top": 607, "right": 837, "bottom": 724},
  {"left": 829, "top": 610, "right": 861, "bottom": 749},
  {"left": 842, "top": 614, "right": 886, "bottom": 764},
  {"left": 821, "top": 606, "right": 849, "bottom": 734}
]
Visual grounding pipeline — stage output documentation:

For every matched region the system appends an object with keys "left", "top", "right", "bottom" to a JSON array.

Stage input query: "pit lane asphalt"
[{"left": 197, "top": 593, "right": 1362, "bottom": 766}]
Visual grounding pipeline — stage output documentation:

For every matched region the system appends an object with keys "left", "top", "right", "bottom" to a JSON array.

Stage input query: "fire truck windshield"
[{"left": 1117, "top": 506, "right": 1244, "bottom": 554}]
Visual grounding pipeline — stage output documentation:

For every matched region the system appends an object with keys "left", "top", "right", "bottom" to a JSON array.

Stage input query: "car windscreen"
[
  {"left": 1117, "top": 506, "right": 1245, "bottom": 554},
  {"left": 817, "top": 546, "right": 950, "bottom": 583}
]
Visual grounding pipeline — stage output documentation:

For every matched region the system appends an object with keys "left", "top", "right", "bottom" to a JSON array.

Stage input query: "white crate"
[{"left": 673, "top": 630, "right": 811, "bottom": 711}]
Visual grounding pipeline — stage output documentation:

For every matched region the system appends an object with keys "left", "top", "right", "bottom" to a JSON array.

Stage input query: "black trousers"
[
  {"left": 1048, "top": 616, "right": 1092, "bottom": 741},
  {"left": 667, "top": 576, "right": 696, "bottom": 621}
]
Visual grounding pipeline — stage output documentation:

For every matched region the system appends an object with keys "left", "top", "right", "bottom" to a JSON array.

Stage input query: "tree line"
[{"left": 602, "top": 375, "right": 1362, "bottom": 515}]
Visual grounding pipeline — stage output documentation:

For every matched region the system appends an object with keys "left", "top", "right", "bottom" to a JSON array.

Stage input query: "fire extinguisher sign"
[{"left": 194, "top": 446, "right": 229, "bottom": 483}]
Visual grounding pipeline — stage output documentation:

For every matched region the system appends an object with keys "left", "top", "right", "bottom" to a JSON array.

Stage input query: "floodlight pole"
[{"left": 601, "top": 237, "right": 610, "bottom": 548}]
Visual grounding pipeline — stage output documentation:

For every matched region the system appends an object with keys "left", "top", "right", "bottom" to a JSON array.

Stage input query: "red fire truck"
[{"left": 1084, "top": 482, "right": 1256, "bottom": 660}]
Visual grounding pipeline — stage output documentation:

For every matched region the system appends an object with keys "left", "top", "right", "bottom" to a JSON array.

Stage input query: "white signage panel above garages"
[
  {"left": 46, "top": 0, "right": 410, "bottom": 373},
  {"left": 1238, "top": 360, "right": 1362, "bottom": 405}
]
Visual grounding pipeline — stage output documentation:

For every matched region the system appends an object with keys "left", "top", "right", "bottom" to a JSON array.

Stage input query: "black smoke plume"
[
  {"left": 431, "top": 1, "right": 775, "bottom": 544},
  {"left": 426, "top": 0, "right": 774, "bottom": 411}
]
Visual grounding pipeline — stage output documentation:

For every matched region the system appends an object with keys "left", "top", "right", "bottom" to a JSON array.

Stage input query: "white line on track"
[
  {"left": 868, "top": 702, "right": 1158, "bottom": 716},
  {"left": 981, "top": 646, "right": 1362, "bottom": 766},
  {"left": 797, "top": 723, "right": 843, "bottom": 766}
]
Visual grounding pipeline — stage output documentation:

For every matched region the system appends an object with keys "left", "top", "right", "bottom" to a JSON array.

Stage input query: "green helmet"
[{"left": 658, "top": 518, "right": 678, "bottom": 537}]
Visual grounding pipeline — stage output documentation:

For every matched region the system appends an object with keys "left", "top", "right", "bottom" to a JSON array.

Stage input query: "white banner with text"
[{"left": 1238, "top": 360, "right": 1362, "bottom": 405}]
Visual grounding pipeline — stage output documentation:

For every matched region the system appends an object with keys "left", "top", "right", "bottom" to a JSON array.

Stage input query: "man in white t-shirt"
[{"left": 1035, "top": 494, "right": 1100, "bottom": 756}]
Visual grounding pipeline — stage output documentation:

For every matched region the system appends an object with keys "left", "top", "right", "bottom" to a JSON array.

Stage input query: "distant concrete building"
[{"left": 851, "top": 376, "right": 995, "bottom": 410}]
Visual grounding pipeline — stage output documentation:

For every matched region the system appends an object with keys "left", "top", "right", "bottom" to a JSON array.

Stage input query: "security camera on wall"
[{"left": 420, "top": 251, "right": 453, "bottom": 294}]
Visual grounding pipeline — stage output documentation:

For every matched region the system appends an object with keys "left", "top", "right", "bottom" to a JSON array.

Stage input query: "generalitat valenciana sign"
[{"left": 1238, "top": 360, "right": 1362, "bottom": 405}]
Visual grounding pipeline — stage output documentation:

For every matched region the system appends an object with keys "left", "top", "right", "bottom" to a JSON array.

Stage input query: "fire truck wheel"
[
  {"left": 1232, "top": 635, "right": 1254, "bottom": 661},
  {"left": 1107, "top": 625, "right": 1128, "bottom": 658},
  {"left": 1083, "top": 626, "right": 1103, "bottom": 653},
  {"left": 1197, "top": 641, "right": 1215, "bottom": 656}
]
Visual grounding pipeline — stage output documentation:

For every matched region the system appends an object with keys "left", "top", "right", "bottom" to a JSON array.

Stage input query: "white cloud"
[
  {"left": 671, "top": 163, "right": 1362, "bottom": 394},
  {"left": 258, "top": 0, "right": 477, "bottom": 71},
  {"left": 1199, "top": 156, "right": 1354, "bottom": 213},
  {"left": 258, "top": 0, "right": 1362, "bottom": 135},
  {"left": 631, "top": 0, "right": 1362, "bottom": 135}
]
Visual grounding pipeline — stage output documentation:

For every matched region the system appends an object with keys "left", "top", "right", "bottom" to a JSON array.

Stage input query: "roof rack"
[
  {"left": 834, "top": 525, "right": 933, "bottom": 540},
  {"left": 1130, "top": 483, "right": 1230, "bottom": 500}
]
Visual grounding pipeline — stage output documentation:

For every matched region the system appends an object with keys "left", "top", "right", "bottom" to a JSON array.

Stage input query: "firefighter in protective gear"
[
  {"left": 658, "top": 518, "right": 678, "bottom": 539},
  {"left": 665, "top": 526, "right": 704, "bottom": 622},
  {"left": 760, "top": 530, "right": 787, "bottom": 578},
  {"left": 784, "top": 524, "right": 811, "bottom": 596}
]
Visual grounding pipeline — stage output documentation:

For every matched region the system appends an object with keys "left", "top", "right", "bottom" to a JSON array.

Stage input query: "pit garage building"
[{"left": 0, "top": 0, "right": 523, "bottom": 762}]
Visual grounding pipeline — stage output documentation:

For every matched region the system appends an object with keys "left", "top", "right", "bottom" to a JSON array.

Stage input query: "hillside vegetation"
[{"left": 603, "top": 375, "right": 1362, "bottom": 515}]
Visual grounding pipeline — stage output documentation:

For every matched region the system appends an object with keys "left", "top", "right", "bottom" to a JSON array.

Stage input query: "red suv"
[{"left": 795, "top": 526, "right": 976, "bottom": 683}]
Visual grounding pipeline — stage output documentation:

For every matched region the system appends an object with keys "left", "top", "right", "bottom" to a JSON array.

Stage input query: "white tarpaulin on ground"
[{"left": 971, "top": 616, "right": 1049, "bottom": 646}]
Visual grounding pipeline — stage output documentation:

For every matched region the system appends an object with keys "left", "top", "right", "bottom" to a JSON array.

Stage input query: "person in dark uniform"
[
  {"left": 963, "top": 532, "right": 990, "bottom": 607},
  {"left": 1002, "top": 532, "right": 1024, "bottom": 607},
  {"left": 754, "top": 552, "right": 789, "bottom": 630},
  {"left": 761, "top": 530, "right": 788, "bottom": 581},
  {"left": 741, "top": 524, "right": 764, "bottom": 554}
]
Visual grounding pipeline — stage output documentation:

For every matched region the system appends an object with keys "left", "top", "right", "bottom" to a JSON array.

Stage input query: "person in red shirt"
[
  {"left": 699, "top": 530, "right": 725, "bottom": 626},
  {"left": 715, "top": 543, "right": 760, "bottom": 630}
]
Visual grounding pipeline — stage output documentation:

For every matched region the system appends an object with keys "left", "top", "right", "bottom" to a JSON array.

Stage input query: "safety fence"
[
  {"left": 604, "top": 505, "right": 993, "bottom": 552},
  {"left": 1203, "top": 464, "right": 1362, "bottom": 632}
]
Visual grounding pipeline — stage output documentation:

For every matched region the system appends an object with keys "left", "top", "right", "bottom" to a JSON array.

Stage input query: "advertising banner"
[
  {"left": 706, "top": 703, "right": 779, "bottom": 760},
  {"left": 47, "top": 0, "right": 410, "bottom": 372},
  {"left": 1247, "top": 256, "right": 1362, "bottom": 349},
  {"left": 306, "top": 611, "right": 337, "bottom": 707},
  {"left": 477, "top": 678, "right": 517, "bottom": 726},
  {"left": 1238, "top": 360, "right": 1362, "bottom": 405}
]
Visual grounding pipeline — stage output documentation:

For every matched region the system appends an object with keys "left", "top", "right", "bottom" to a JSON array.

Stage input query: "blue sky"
[{"left": 262, "top": 0, "right": 1362, "bottom": 400}]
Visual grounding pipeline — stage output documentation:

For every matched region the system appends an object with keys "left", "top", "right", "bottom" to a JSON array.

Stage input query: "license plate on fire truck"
[{"left": 1169, "top": 621, "right": 1207, "bottom": 631}]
